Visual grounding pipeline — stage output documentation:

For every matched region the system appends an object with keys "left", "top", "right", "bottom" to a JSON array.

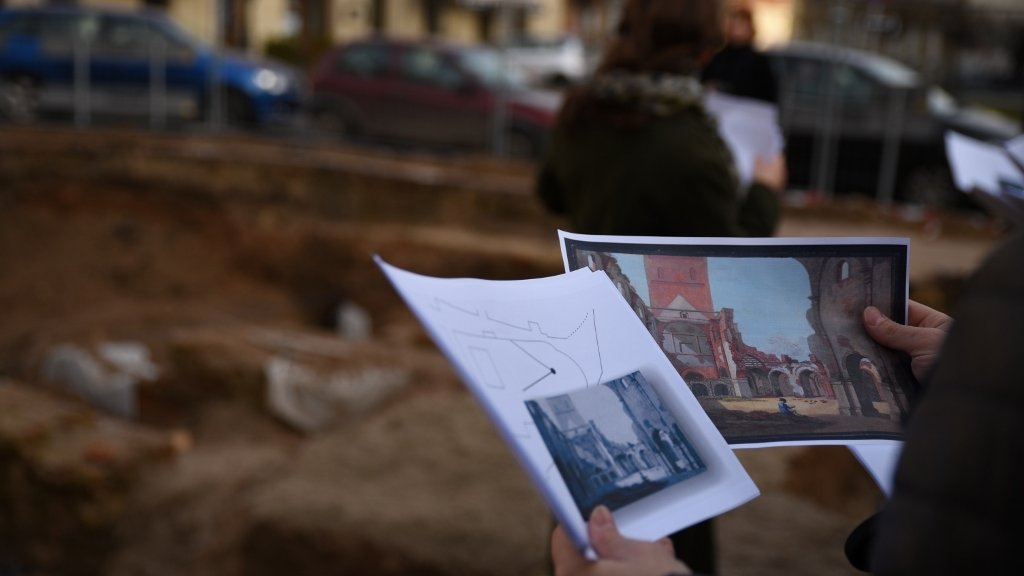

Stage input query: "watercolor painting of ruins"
[{"left": 564, "top": 240, "right": 913, "bottom": 444}]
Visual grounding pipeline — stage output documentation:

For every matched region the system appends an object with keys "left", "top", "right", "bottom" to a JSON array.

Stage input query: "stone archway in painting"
[
  {"left": 686, "top": 372, "right": 709, "bottom": 397},
  {"left": 798, "top": 369, "right": 823, "bottom": 397},
  {"left": 713, "top": 381, "right": 731, "bottom": 397},
  {"left": 742, "top": 356, "right": 771, "bottom": 397},
  {"left": 845, "top": 353, "right": 880, "bottom": 416},
  {"left": 745, "top": 368, "right": 771, "bottom": 397},
  {"left": 768, "top": 370, "right": 789, "bottom": 397}
]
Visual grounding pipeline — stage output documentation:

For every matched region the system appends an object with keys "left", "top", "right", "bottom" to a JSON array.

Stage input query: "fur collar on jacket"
[{"left": 586, "top": 72, "right": 705, "bottom": 116}]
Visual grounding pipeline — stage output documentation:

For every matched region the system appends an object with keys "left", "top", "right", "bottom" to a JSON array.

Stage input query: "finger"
[
  {"left": 863, "top": 306, "right": 922, "bottom": 351},
  {"left": 551, "top": 525, "right": 591, "bottom": 576},
  {"left": 908, "top": 300, "right": 952, "bottom": 330},
  {"left": 656, "top": 537, "right": 676, "bottom": 554},
  {"left": 588, "top": 506, "right": 667, "bottom": 562}
]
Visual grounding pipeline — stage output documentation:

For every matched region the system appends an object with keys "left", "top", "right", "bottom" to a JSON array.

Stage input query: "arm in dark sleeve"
[
  {"left": 865, "top": 233, "right": 1024, "bottom": 575},
  {"left": 738, "top": 182, "right": 781, "bottom": 237},
  {"left": 536, "top": 153, "right": 567, "bottom": 215}
]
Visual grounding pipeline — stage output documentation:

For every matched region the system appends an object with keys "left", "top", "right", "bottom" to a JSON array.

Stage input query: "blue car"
[{"left": 0, "top": 5, "right": 303, "bottom": 126}]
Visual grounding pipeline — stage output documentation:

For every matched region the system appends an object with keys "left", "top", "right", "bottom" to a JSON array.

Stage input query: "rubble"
[
  {"left": 40, "top": 343, "right": 138, "bottom": 419},
  {"left": 264, "top": 356, "right": 408, "bottom": 433},
  {"left": 0, "top": 380, "right": 185, "bottom": 575}
]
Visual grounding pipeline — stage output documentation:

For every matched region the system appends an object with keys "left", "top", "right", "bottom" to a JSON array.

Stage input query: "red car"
[{"left": 309, "top": 37, "right": 560, "bottom": 159}]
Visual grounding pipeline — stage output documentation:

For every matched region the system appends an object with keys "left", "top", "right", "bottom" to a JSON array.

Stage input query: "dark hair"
[
  {"left": 559, "top": 0, "right": 723, "bottom": 128},
  {"left": 599, "top": 0, "right": 724, "bottom": 76},
  {"left": 729, "top": 6, "right": 754, "bottom": 26}
]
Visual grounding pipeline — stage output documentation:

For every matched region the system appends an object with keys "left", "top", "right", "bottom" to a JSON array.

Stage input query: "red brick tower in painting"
[{"left": 645, "top": 255, "right": 714, "bottom": 313}]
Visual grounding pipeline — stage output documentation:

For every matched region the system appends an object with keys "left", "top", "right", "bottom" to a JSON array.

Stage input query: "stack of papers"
[{"left": 379, "top": 232, "right": 917, "bottom": 552}]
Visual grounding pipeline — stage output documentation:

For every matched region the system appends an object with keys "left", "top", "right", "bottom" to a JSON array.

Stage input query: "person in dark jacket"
[
  {"left": 846, "top": 230, "right": 1024, "bottom": 574},
  {"left": 538, "top": 1, "right": 782, "bottom": 573},
  {"left": 700, "top": 6, "right": 778, "bottom": 104},
  {"left": 551, "top": 231, "right": 1024, "bottom": 575},
  {"left": 536, "top": 0, "right": 785, "bottom": 241}
]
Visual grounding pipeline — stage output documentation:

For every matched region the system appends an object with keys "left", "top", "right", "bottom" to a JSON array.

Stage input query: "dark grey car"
[{"left": 767, "top": 41, "right": 1019, "bottom": 208}]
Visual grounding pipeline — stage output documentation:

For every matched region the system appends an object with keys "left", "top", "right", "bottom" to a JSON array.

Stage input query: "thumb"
[
  {"left": 863, "top": 306, "right": 916, "bottom": 351},
  {"left": 588, "top": 506, "right": 645, "bottom": 561}
]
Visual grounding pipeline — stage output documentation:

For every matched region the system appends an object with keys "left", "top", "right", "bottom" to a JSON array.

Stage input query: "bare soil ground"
[{"left": 0, "top": 128, "right": 1008, "bottom": 575}]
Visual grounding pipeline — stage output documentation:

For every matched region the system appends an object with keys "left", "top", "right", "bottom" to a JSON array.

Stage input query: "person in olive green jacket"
[
  {"left": 536, "top": 0, "right": 785, "bottom": 239},
  {"left": 536, "top": 1, "right": 784, "bottom": 573}
]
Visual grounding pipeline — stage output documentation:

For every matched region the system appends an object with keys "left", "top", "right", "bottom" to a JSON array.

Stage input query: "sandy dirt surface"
[{"left": 0, "top": 129, "right": 1009, "bottom": 575}]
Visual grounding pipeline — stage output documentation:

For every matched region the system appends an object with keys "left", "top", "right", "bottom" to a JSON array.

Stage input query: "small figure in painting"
[{"left": 777, "top": 397, "right": 798, "bottom": 416}]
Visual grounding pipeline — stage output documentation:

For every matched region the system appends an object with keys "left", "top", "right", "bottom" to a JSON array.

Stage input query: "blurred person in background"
[
  {"left": 536, "top": 0, "right": 785, "bottom": 240},
  {"left": 536, "top": 0, "right": 785, "bottom": 572},
  {"left": 700, "top": 5, "right": 778, "bottom": 104}
]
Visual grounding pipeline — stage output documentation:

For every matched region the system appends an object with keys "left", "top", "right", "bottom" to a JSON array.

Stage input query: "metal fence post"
[
  {"left": 491, "top": 2, "right": 512, "bottom": 158},
  {"left": 73, "top": 33, "right": 91, "bottom": 128},
  {"left": 876, "top": 87, "right": 906, "bottom": 206},
  {"left": 150, "top": 33, "right": 168, "bottom": 130}
]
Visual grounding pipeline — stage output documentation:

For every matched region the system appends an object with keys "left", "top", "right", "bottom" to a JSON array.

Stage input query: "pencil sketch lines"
[{"left": 432, "top": 298, "right": 480, "bottom": 317}]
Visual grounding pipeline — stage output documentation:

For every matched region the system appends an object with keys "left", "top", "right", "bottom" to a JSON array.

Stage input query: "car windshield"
[{"left": 458, "top": 49, "right": 527, "bottom": 90}]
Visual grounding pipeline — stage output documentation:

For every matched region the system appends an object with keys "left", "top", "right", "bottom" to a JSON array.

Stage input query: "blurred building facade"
[{"left": 1, "top": 0, "right": 573, "bottom": 60}]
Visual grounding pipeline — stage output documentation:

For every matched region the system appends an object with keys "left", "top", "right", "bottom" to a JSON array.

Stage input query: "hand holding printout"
[
  {"left": 556, "top": 232, "right": 914, "bottom": 495},
  {"left": 376, "top": 258, "right": 758, "bottom": 555}
]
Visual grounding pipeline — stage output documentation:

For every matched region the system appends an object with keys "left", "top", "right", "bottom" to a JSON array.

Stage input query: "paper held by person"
[{"left": 377, "top": 258, "right": 759, "bottom": 555}]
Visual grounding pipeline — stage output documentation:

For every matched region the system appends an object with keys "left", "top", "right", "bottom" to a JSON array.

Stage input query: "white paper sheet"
[
  {"left": 1005, "top": 133, "right": 1024, "bottom": 167},
  {"left": 944, "top": 131, "right": 1024, "bottom": 195},
  {"left": 944, "top": 131, "right": 1024, "bottom": 224},
  {"left": 377, "top": 258, "right": 759, "bottom": 554},
  {"left": 558, "top": 232, "right": 911, "bottom": 452},
  {"left": 704, "top": 92, "right": 785, "bottom": 188},
  {"left": 849, "top": 443, "right": 902, "bottom": 496}
]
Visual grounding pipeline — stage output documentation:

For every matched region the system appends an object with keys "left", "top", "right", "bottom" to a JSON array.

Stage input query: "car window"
[
  {"left": 784, "top": 56, "right": 828, "bottom": 99},
  {"left": 401, "top": 47, "right": 463, "bottom": 90},
  {"left": 459, "top": 49, "right": 526, "bottom": 89},
  {"left": 781, "top": 55, "right": 877, "bottom": 106},
  {"left": 38, "top": 12, "right": 99, "bottom": 55},
  {"left": 833, "top": 66, "right": 877, "bottom": 105},
  {"left": 91, "top": 15, "right": 194, "bottom": 62},
  {"left": 0, "top": 13, "right": 33, "bottom": 45},
  {"left": 96, "top": 16, "right": 154, "bottom": 56},
  {"left": 336, "top": 43, "right": 389, "bottom": 77}
]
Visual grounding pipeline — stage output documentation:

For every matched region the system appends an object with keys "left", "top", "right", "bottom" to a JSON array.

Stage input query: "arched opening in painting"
[
  {"left": 745, "top": 367, "right": 770, "bottom": 397},
  {"left": 845, "top": 353, "right": 880, "bottom": 416},
  {"left": 838, "top": 260, "right": 850, "bottom": 281},
  {"left": 769, "top": 371, "right": 788, "bottom": 397},
  {"left": 713, "top": 382, "right": 731, "bottom": 397},
  {"left": 798, "top": 369, "right": 822, "bottom": 397}
]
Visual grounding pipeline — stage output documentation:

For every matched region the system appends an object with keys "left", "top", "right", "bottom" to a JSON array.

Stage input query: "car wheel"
[{"left": 0, "top": 76, "right": 39, "bottom": 123}]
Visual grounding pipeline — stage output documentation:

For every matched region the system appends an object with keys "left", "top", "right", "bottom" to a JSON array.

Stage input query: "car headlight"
[{"left": 254, "top": 68, "right": 289, "bottom": 95}]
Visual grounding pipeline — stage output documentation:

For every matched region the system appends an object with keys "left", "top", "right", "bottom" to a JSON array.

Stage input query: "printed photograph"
[
  {"left": 526, "top": 371, "right": 707, "bottom": 517},
  {"left": 564, "top": 239, "right": 913, "bottom": 444}
]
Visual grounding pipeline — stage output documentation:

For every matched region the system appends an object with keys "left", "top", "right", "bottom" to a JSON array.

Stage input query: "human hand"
[
  {"left": 863, "top": 301, "right": 953, "bottom": 382},
  {"left": 551, "top": 506, "right": 692, "bottom": 576},
  {"left": 753, "top": 153, "right": 787, "bottom": 193}
]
